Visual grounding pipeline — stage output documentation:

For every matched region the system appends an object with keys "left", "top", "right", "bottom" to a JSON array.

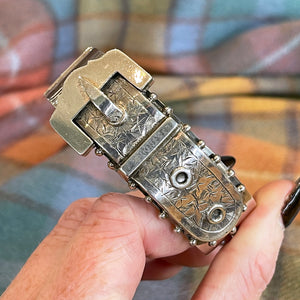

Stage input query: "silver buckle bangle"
[{"left": 44, "top": 48, "right": 251, "bottom": 253}]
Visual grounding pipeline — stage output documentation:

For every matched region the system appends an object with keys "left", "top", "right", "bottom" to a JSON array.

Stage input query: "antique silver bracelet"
[{"left": 45, "top": 48, "right": 251, "bottom": 253}]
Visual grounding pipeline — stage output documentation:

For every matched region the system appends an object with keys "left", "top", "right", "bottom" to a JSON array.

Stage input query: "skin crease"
[{"left": 0, "top": 180, "right": 294, "bottom": 300}]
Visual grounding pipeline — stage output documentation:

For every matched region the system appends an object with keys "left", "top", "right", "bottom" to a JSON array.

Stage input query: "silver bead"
[
  {"left": 189, "top": 239, "right": 197, "bottom": 246},
  {"left": 198, "top": 140, "right": 206, "bottom": 149},
  {"left": 95, "top": 148, "right": 103, "bottom": 156},
  {"left": 159, "top": 211, "right": 167, "bottom": 219},
  {"left": 145, "top": 196, "right": 152, "bottom": 203},
  {"left": 164, "top": 107, "right": 173, "bottom": 116},
  {"left": 230, "top": 226, "right": 237, "bottom": 235},
  {"left": 107, "top": 161, "right": 115, "bottom": 170},
  {"left": 183, "top": 124, "right": 191, "bottom": 132},
  {"left": 174, "top": 226, "right": 182, "bottom": 233},
  {"left": 208, "top": 240, "right": 217, "bottom": 247},
  {"left": 243, "top": 204, "right": 248, "bottom": 212},
  {"left": 213, "top": 155, "right": 221, "bottom": 163},
  {"left": 149, "top": 93, "right": 158, "bottom": 101},
  {"left": 228, "top": 169, "right": 235, "bottom": 177},
  {"left": 237, "top": 184, "right": 245, "bottom": 193},
  {"left": 128, "top": 180, "right": 136, "bottom": 190}
]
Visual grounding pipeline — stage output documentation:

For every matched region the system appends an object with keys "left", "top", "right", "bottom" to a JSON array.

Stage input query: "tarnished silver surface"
[
  {"left": 119, "top": 117, "right": 179, "bottom": 176},
  {"left": 75, "top": 75, "right": 164, "bottom": 163},
  {"left": 133, "top": 130, "right": 244, "bottom": 242},
  {"left": 45, "top": 48, "right": 251, "bottom": 251}
]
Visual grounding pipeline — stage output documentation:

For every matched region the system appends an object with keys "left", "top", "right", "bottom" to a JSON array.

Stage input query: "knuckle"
[
  {"left": 91, "top": 192, "right": 133, "bottom": 218},
  {"left": 82, "top": 193, "right": 139, "bottom": 238},
  {"left": 59, "top": 198, "right": 95, "bottom": 225},
  {"left": 97, "top": 192, "right": 120, "bottom": 205},
  {"left": 51, "top": 198, "right": 96, "bottom": 240}
]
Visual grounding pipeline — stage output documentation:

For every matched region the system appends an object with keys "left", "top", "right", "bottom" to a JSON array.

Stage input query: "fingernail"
[
  {"left": 221, "top": 156, "right": 236, "bottom": 168},
  {"left": 281, "top": 178, "right": 300, "bottom": 227}
]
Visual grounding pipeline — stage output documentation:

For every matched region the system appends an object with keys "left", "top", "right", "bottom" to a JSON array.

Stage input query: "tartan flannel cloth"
[{"left": 1, "top": 0, "right": 300, "bottom": 299}]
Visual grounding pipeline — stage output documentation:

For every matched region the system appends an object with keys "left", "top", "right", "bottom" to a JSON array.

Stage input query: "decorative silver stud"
[
  {"left": 164, "top": 107, "right": 173, "bottom": 116},
  {"left": 149, "top": 93, "right": 158, "bottom": 101},
  {"left": 198, "top": 140, "right": 206, "bottom": 149},
  {"left": 145, "top": 196, "right": 152, "bottom": 203},
  {"left": 183, "top": 124, "right": 191, "bottom": 132},
  {"left": 128, "top": 180, "right": 136, "bottom": 190},
  {"left": 228, "top": 169, "right": 235, "bottom": 177},
  {"left": 159, "top": 211, "right": 167, "bottom": 219},
  {"left": 213, "top": 155, "right": 221, "bottom": 163},
  {"left": 230, "top": 226, "right": 237, "bottom": 235},
  {"left": 208, "top": 240, "right": 217, "bottom": 247},
  {"left": 95, "top": 148, "right": 103, "bottom": 156},
  {"left": 190, "top": 239, "right": 198, "bottom": 246},
  {"left": 107, "top": 161, "right": 115, "bottom": 169},
  {"left": 243, "top": 204, "right": 248, "bottom": 212},
  {"left": 237, "top": 184, "right": 245, "bottom": 193},
  {"left": 174, "top": 226, "right": 182, "bottom": 233}
]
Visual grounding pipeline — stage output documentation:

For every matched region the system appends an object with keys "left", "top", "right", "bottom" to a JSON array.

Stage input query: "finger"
[
  {"left": 163, "top": 245, "right": 221, "bottom": 268},
  {"left": 192, "top": 180, "right": 293, "bottom": 300},
  {"left": 142, "top": 259, "right": 183, "bottom": 280},
  {"left": 2, "top": 197, "right": 96, "bottom": 300},
  {"left": 39, "top": 193, "right": 191, "bottom": 299}
]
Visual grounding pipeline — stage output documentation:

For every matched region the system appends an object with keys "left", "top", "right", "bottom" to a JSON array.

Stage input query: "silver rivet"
[
  {"left": 228, "top": 169, "right": 235, "bottom": 177},
  {"left": 145, "top": 196, "right": 152, "bottom": 203},
  {"left": 174, "top": 226, "right": 182, "bottom": 233},
  {"left": 159, "top": 211, "right": 167, "bottom": 219},
  {"left": 198, "top": 140, "right": 206, "bottom": 149},
  {"left": 230, "top": 226, "right": 237, "bottom": 235},
  {"left": 164, "top": 107, "right": 173, "bottom": 116},
  {"left": 237, "top": 184, "right": 245, "bottom": 193},
  {"left": 170, "top": 167, "right": 192, "bottom": 189},
  {"left": 208, "top": 240, "right": 217, "bottom": 247},
  {"left": 95, "top": 148, "right": 103, "bottom": 156},
  {"left": 149, "top": 93, "right": 158, "bottom": 101},
  {"left": 207, "top": 205, "right": 226, "bottom": 224},
  {"left": 190, "top": 239, "right": 198, "bottom": 246},
  {"left": 107, "top": 161, "right": 115, "bottom": 169},
  {"left": 243, "top": 204, "right": 248, "bottom": 212},
  {"left": 213, "top": 155, "right": 221, "bottom": 163},
  {"left": 128, "top": 180, "right": 136, "bottom": 190}
]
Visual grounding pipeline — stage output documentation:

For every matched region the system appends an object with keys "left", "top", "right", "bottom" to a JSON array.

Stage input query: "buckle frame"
[{"left": 46, "top": 49, "right": 153, "bottom": 155}]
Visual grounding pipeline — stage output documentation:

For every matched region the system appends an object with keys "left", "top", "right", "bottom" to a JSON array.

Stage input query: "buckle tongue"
[{"left": 78, "top": 76, "right": 125, "bottom": 125}]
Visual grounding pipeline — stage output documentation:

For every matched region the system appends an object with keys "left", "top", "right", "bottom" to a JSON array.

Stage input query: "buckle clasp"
[{"left": 44, "top": 49, "right": 153, "bottom": 155}]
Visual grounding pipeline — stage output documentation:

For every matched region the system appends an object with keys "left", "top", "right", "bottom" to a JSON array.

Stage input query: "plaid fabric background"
[{"left": 1, "top": 0, "right": 300, "bottom": 299}]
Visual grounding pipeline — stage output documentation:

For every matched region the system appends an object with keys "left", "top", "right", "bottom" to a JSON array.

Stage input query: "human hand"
[{"left": 1, "top": 180, "right": 295, "bottom": 300}]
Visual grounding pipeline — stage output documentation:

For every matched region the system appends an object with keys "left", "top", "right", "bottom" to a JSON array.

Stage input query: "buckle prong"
[{"left": 79, "top": 76, "right": 125, "bottom": 125}]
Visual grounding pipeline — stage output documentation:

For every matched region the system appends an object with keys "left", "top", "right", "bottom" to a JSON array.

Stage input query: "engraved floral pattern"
[
  {"left": 136, "top": 132, "right": 237, "bottom": 233},
  {"left": 75, "top": 76, "right": 163, "bottom": 161}
]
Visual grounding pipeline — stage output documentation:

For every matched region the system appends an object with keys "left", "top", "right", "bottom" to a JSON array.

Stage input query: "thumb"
[{"left": 192, "top": 180, "right": 293, "bottom": 300}]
